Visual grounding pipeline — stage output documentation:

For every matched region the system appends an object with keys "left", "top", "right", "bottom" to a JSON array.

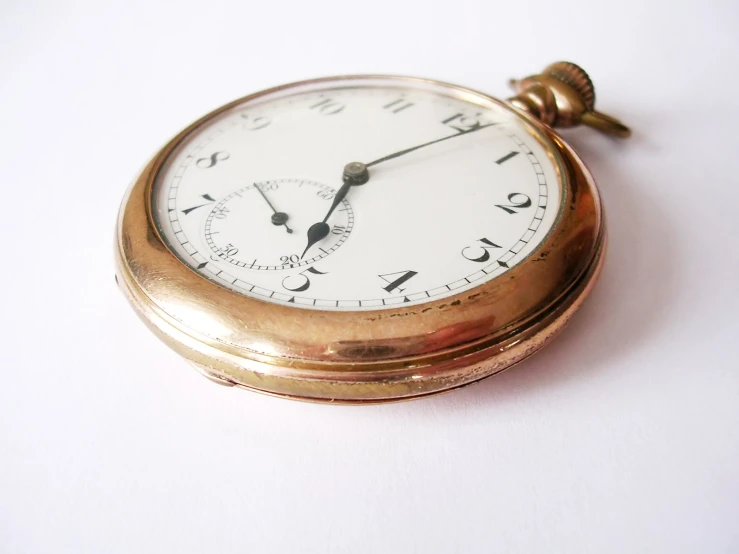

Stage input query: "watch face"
[{"left": 151, "top": 76, "right": 564, "bottom": 311}]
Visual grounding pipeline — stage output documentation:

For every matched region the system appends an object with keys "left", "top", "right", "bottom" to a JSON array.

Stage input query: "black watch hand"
[
  {"left": 253, "top": 183, "right": 292, "bottom": 233},
  {"left": 365, "top": 122, "right": 498, "bottom": 168},
  {"left": 301, "top": 162, "right": 368, "bottom": 259}
]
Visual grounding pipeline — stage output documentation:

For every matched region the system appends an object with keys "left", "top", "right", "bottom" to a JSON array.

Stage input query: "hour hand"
[
  {"left": 300, "top": 162, "right": 369, "bottom": 259},
  {"left": 301, "top": 222, "right": 330, "bottom": 259}
]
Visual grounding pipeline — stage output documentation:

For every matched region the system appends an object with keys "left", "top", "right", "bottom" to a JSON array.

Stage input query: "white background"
[{"left": 1, "top": 0, "right": 738, "bottom": 552}]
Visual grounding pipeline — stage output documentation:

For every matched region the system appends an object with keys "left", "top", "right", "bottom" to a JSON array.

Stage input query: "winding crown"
[{"left": 507, "top": 61, "right": 630, "bottom": 137}]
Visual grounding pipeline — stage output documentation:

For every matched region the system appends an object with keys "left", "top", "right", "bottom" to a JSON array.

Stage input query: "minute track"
[
  {"left": 177, "top": 129, "right": 548, "bottom": 308},
  {"left": 152, "top": 80, "right": 560, "bottom": 310}
]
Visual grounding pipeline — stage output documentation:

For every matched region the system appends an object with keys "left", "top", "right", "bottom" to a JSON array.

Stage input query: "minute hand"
[{"left": 365, "top": 122, "right": 498, "bottom": 168}]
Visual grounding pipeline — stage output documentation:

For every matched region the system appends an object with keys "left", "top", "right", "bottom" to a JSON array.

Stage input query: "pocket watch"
[{"left": 115, "top": 62, "right": 630, "bottom": 403}]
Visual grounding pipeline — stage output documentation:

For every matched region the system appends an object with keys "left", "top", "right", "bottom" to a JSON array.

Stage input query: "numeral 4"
[{"left": 379, "top": 270, "right": 418, "bottom": 293}]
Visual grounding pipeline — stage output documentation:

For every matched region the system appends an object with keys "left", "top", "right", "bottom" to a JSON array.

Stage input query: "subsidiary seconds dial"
[{"left": 204, "top": 179, "right": 353, "bottom": 270}]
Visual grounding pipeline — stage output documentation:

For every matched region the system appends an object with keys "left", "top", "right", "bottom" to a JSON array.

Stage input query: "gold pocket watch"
[{"left": 115, "top": 62, "right": 630, "bottom": 403}]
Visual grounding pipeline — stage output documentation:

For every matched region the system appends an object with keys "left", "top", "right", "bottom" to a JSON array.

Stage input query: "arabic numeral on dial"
[
  {"left": 282, "top": 266, "right": 327, "bottom": 292},
  {"left": 182, "top": 194, "right": 216, "bottom": 215},
  {"left": 240, "top": 113, "right": 271, "bottom": 130},
  {"left": 217, "top": 243, "right": 239, "bottom": 257},
  {"left": 462, "top": 238, "right": 502, "bottom": 262},
  {"left": 332, "top": 225, "right": 346, "bottom": 235},
  {"left": 212, "top": 206, "right": 230, "bottom": 220},
  {"left": 495, "top": 151, "right": 519, "bottom": 165},
  {"left": 379, "top": 270, "right": 418, "bottom": 294},
  {"left": 310, "top": 97, "right": 345, "bottom": 115},
  {"left": 252, "top": 182, "right": 278, "bottom": 192},
  {"left": 196, "top": 151, "right": 230, "bottom": 169},
  {"left": 317, "top": 189, "right": 335, "bottom": 200},
  {"left": 280, "top": 255, "right": 300, "bottom": 266},
  {"left": 496, "top": 193, "right": 532, "bottom": 214},
  {"left": 441, "top": 113, "right": 483, "bottom": 132},
  {"left": 383, "top": 98, "right": 414, "bottom": 114}
]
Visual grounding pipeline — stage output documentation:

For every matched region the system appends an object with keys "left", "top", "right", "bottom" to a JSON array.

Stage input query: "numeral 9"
[{"left": 240, "top": 113, "right": 271, "bottom": 130}]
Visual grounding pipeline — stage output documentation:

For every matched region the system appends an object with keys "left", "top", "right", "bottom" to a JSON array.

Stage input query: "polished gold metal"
[
  {"left": 508, "top": 62, "right": 631, "bottom": 137},
  {"left": 115, "top": 66, "right": 624, "bottom": 403}
]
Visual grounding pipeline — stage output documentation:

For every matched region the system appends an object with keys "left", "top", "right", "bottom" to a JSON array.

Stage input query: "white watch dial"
[{"left": 152, "top": 77, "right": 563, "bottom": 310}]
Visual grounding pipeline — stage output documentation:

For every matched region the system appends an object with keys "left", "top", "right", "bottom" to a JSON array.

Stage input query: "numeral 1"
[
  {"left": 310, "top": 98, "right": 345, "bottom": 115},
  {"left": 441, "top": 113, "right": 483, "bottom": 132},
  {"left": 383, "top": 98, "right": 414, "bottom": 114},
  {"left": 495, "top": 151, "right": 519, "bottom": 165}
]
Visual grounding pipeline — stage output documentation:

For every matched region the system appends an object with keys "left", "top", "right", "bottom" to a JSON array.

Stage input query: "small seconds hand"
[{"left": 253, "top": 183, "right": 292, "bottom": 234}]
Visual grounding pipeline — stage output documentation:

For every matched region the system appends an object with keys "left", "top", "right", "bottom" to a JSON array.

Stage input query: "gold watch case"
[{"left": 115, "top": 66, "right": 627, "bottom": 403}]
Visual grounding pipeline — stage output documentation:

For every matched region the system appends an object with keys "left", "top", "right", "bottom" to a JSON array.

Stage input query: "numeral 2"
[
  {"left": 496, "top": 193, "right": 532, "bottom": 214},
  {"left": 441, "top": 113, "right": 484, "bottom": 132}
]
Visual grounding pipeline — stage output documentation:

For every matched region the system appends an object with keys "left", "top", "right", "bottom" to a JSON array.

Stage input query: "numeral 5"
[
  {"left": 462, "top": 238, "right": 501, "bottom": 263},
  {"left": 282, "top": 266, "right": 327, "bottom": 292}
]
